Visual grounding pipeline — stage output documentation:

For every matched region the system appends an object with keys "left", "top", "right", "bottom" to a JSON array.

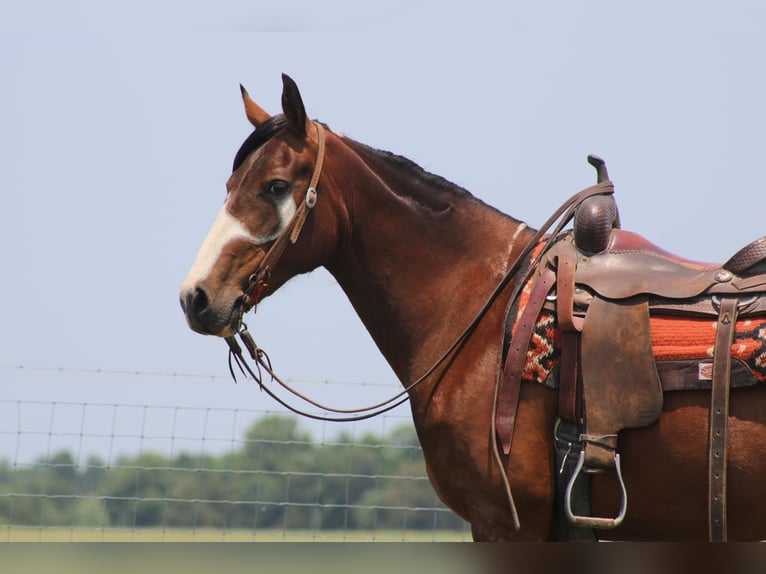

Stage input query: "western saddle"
[{"left": 496, "top": 156, "right": 766, "bottom": 541}]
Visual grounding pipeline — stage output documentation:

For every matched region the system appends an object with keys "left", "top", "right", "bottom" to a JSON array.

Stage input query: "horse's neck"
[{"left": 325, "top": 141, "right": 527, "bottom": 385}]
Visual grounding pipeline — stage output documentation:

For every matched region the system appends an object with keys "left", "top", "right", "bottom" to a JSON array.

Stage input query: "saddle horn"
[
  {"left": 587, "top": 154, "right": 609, "bottom": 184},
  {"left": 573, "top": 155, "right": 620, "bottom": 254}
]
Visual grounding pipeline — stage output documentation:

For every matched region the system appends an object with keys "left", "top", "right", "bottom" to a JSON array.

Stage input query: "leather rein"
[{"left": 224, "top": 120, "right": 614, "bottom": 428}]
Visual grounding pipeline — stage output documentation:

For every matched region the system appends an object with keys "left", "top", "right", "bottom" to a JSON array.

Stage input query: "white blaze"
[{"left": 180, "top": 197, "right": 296, "bottom": 291}]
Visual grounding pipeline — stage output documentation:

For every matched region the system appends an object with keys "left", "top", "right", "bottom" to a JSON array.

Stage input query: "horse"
[{"left": 179, "top": 74, "right": 766, "bottom": 541}]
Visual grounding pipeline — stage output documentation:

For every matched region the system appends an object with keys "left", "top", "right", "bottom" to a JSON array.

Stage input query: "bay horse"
[{"left": 179, "top": 74, "right": 766, "bottom": 541}]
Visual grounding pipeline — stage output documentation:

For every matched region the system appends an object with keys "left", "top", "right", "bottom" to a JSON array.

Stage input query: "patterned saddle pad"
[{"left": 514, "top": 282, "right": 766, "bottom": 387}]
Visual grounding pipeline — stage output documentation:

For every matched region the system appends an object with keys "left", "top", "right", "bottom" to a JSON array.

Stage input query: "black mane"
[{"left": 342, "top": 137, "right": 479, "bottom": 203}]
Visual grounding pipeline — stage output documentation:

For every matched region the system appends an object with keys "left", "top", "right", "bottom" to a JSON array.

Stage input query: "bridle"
[
  {"left": 240, "top": 120, "right": 327, "bottom": 316},
  {"left": 224, "top": 120, "right": 416, "bottom": 421}
]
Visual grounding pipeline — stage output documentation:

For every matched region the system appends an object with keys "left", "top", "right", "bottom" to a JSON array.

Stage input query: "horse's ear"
[
  {"left": 240, "top": 84, "right": 271, "bottom": 127},
  {"left": 281, "top": 73, "right": 309, "bottom": 135}
]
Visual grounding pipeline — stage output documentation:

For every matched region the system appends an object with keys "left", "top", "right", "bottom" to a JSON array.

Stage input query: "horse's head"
[{"left": 180, "top": 74, "right": 339, "bottom": 337}]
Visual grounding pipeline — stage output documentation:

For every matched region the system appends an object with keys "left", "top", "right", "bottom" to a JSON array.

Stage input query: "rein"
[
  {"left": 226, "top": 329, "right": 411, "bottom": 421},
  {"left": 224, "top": 122, "right": 615, "bottom": 424}
]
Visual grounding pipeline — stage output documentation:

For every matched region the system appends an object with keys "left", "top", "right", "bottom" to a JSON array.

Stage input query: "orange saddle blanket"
[{"left": 515, "top": 292, "right": 766, "bottom": 388}]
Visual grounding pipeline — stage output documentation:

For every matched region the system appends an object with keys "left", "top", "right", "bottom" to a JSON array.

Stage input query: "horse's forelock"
[{"left": 232, "top": 114, "right": 289, "bottom": 172}]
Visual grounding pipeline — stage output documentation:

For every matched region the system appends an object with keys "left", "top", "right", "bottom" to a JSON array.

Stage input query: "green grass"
[{"left": 0, "top": 526, "right": 470, "bottom": 542}]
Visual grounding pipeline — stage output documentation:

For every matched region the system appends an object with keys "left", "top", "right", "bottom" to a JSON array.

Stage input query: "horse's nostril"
[
  {"left": 180, "top": 285, "right": 220, "bottom": 334},
  {"left": 180, "top": 286, "right": 210, "bottom": 319},
  {"left": 191, "top": 286, "right": 210, "bottom": 316}
]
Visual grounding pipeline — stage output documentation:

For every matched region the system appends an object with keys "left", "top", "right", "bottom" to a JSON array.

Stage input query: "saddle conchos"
[{"left": 497, "top": 156, "right": 766, "bottom": 541}]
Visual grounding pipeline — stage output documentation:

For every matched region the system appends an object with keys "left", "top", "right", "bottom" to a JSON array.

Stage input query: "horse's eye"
[{"left": 264, "top": 179, "right": 291, "bottom": 197}]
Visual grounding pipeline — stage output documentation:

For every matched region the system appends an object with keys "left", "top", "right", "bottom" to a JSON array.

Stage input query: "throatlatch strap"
[
  {"left": 708, "top": 297, "right": 738, "bottom": 542},
  {"left": 290, "top": 122, "right": 325, "bottom": 244},
  {"left": 245, "top": 122, "right": 326, "bottom": 311}
]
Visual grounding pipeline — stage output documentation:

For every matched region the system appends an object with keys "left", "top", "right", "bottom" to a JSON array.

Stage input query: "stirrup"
[{"left": 565, "top": 450, "right": 628, "bottom": 529}]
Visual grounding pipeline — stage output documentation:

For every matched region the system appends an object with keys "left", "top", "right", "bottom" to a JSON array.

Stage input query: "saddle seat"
[
  {"left": 563, "top": 229, "right": 766, "bottom": 302},
  {"left": 574, "top": 229, "right": 718, "bottom": 297}
]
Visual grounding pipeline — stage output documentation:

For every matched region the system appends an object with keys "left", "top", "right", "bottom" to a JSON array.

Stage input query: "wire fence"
[{"left": 0, "top": 366, "right": 470, "bottom": 541}]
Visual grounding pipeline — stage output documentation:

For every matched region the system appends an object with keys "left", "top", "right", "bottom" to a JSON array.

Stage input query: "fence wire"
[{"left": 0, "top": 367, "right": 470, "bottom": 541}]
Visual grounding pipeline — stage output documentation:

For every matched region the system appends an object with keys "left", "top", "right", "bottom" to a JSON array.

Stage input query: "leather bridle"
[
  {"left": 240, "top": 120, "right": 327, "bottom": 317},
  {"left": 224, "top": 121, "right": 418, "bottom": 421}
]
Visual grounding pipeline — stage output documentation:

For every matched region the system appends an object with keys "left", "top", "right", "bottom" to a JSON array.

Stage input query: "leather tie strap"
[
  {"left": 497, "top": 265, "right": 556, "bottom": 454},
  {"left": 708, "top": 296, "right": 739, "bottom": 542},
  {"left": 555, "top": 251, "right": 582, "bottom": 423}
]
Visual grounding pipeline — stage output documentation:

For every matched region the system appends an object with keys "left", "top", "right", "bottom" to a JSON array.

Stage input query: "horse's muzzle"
[{"left": 180, "top": 285, "right": 244, "bottom": 337}]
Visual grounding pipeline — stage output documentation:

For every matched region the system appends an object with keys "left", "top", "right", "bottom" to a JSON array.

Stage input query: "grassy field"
[{"left": 0, "top": 526, "right": 470, "bottom": 542}]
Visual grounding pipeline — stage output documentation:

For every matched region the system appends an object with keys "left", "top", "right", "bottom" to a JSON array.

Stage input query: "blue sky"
[{"left": 1, "top": 1, "right": 764, "bottom": 460}]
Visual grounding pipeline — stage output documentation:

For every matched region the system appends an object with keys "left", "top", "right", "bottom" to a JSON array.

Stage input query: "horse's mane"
[
  {"left": 341, "top": 137, "right": 478, "bottom": 202},
  {"left": 232, "top": 116, "right": 490, "bottom": 214}
]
